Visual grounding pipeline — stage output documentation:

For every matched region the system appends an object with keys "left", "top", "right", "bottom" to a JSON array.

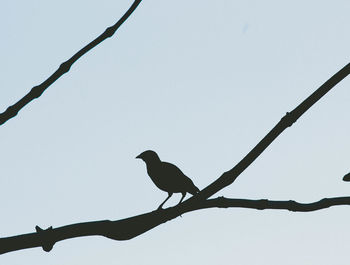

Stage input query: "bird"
[{"left": 136, "top": 150, "right": 200, "bottom": 209}]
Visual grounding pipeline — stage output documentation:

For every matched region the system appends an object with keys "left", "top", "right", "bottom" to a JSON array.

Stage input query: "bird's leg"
[
  {"left": 178, "top": 192, "right": 186, "bottom": 205},
  {"left": 157, "top": 192, "right": 173, "bottom": 210},
  {"left": 176, "top": 192, "right": 187, "bottom": 218}
]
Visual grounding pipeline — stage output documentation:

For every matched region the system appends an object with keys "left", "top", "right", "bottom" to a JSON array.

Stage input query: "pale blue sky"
[{"left": 1, "top": 1, "right": 350, "bottom": 264}]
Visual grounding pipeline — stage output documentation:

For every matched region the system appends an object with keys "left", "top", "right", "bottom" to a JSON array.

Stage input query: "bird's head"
[{"left": 136, "top": 150, "right": 161, "bottom": 164}]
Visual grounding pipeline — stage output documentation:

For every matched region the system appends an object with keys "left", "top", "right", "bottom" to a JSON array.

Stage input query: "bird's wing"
[{"left": 162, "top": 162, "right": 199, "bottom": 194}]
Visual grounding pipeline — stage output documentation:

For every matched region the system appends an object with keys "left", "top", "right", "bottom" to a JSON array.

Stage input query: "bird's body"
[
  {"left": 147, "top": 161, "right": 198, "bottom": 194},
  {"left": 136, "top": 150, "right": 199, "bottom": 209}
]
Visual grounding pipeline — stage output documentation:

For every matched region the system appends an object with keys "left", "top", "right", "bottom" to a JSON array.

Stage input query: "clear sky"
[{"left": 1, "top": 0, "right": 350, "bottom": 264}]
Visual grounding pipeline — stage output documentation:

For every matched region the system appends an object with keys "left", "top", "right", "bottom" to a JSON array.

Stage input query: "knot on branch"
[
  {"left": 287, "top": 200, "right": 299, "bottom": 212},
  {"left": 31, "top": 85, "right": 44, "bottom": 99},
  {"left": 280, "top": 111, "right": 297, "bottom": 128},
  {"left": 221, "top": 171, "right": 235, "bottom": 187},
  {"left": 257, "top": 199, "right": 269, "bottom": 210},
  {"left": 105, "top": 26, "right": 116, "bottom": 38},
  {"left": 60, "top": 62, "right": 71, "bottom": 74},
  {"left": 35, "top": 225, "right": 55, "bottom": 252},
  {"left": 4, "top": 106, "right": 18, "bottom": 118}
]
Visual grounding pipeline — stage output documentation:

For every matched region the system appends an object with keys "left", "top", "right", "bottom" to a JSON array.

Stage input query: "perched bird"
[{"left": 136, "top": 150, "right": 200, "bottom": 209}]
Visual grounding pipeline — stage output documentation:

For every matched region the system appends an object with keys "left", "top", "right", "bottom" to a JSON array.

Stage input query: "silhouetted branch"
[
  {"left": 0, "top": 0, "right": 142, "bottom": 126},
  {"left": 197, "top": 196, "right": 350, "bottom": 212},
  {"left": 2, "top": 195, "right": 350, "bottom": 254},
  {"left": 1, "top": 63, "right": 349, "bottom": 255},
  {"left": 185, "top": 62, "right": 350, "bottom": 206},
  {"left": 2, "top": 0, "right": 349, "bottom": 255}
]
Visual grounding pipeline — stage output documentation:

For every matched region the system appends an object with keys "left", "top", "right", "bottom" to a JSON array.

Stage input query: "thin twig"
[
  {"left": 0, "top": 0, "right": 142, "bottom": 126},
  {"left": 196, "top": 196, "right": 350, "bottom": 212}
]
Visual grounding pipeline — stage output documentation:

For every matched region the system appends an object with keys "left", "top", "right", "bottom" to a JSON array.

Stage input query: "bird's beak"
[{"left": 135, "top": 154, "right": 141, "bottom": 159}]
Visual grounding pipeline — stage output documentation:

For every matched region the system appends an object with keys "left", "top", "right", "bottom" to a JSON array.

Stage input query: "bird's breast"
[{"left": 146, "top": 165, "right": 170, "bottom": 192}]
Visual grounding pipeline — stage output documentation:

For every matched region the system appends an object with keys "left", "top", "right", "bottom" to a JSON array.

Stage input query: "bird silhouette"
[{"left": 136, "top": 150, "right": 200, "bottom": 209}]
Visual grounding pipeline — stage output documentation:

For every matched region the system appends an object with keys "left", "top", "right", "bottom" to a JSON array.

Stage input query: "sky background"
[{"left": 1, "top": 0, "right": 350, "bottom": 264}]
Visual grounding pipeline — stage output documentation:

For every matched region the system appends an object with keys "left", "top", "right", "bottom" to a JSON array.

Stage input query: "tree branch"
[
  {"left": 185, "top": 62, "right": 350, "bottom": 206},
  {"left": 2, "top": 0, "right": 349, "bottom": 255},
  {"left": 0, "top": 0, "right": 142, "bottom": 126},
  {"left": 197, "top": 196, "right": 350, "bottom": 212},
  {"left": 2, "top": 195, "right": 350, "bottom": 254},
  {"left": 1, "top": 63, "right": 349, "bottom": 255}
]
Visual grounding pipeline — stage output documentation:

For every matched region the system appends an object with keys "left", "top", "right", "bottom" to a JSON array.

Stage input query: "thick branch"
[
  {"left": 0, "top": 0, "right": 142, "bottom": 126},
  {"left": 2, "top": 196, "right": 350, "bottom": 254}
]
